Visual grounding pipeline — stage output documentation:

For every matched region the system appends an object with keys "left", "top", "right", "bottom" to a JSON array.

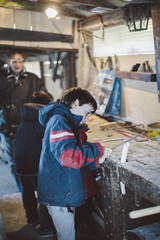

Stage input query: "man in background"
[{"left": 0, "top": 48, "right": 51, "bottom": 191}]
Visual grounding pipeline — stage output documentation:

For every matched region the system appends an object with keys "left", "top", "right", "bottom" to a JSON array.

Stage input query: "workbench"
[{"left": 87, "top": 114, "right": 160, "bottom": 240}]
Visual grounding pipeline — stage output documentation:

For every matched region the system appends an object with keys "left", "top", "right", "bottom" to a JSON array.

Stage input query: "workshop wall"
[
  {"left": 92, "top": 20, "right": 160, "bottom": 126},
  {"left": 0, "top": 7, "right": 78, "bottom": 50},
  {"left": 0, "top": 7, "right": 159, "bottom": 127}
]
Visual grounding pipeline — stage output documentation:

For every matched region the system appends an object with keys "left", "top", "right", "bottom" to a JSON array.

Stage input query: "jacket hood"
[
  {"left": 39, "top": 102, "right": 70, "bottom": 127},
  {"left": 39, "top": 102, "right": 83, "bottom": 128},
  {"left": 21, "top": 103, "right": 44, "bottom": 121}
]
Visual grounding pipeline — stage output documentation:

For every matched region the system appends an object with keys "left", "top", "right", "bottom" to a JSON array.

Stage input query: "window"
[{"left": 93, "top": 19, "right": 154, "bottom": 57}]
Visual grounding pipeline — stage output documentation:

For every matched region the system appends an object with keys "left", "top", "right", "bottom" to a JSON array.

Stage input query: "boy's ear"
[
  {"left": 71, "top": 99, "right": 79, "bottom": 109},
  {"left": 74, "top": 99, "right": 79, "bottom": 106},
  {"left": 72, "top": 99, "right": 79, "bottom": 107}
]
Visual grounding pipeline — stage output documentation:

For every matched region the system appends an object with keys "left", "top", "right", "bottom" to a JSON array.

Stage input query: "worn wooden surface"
[
  {"left": 87, "top": 114, "right": 160, "bottom": 240},
  {"left": 152, "top": 5, "right": 160, "bottom": 102},
  {"left": 87, "top": 114, "right": 160, "bottom": 205},
  {"left": 115, "top": 71, "right": 157, "bottom": 82}
]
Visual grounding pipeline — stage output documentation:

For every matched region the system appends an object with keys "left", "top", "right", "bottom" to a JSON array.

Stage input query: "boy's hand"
[{"left": 99, "top": 147, "right": 112, "bottom": 164}]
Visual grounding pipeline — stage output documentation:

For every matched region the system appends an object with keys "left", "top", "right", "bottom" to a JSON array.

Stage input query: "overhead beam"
[
  {"left": 78, "top": 9, "right": 123, "bottom": 31},
  {"left": 0, "top": 28, "right": 73, "bottom": 42},
  {"left": 0, "top": 44, "right": 78, "bottom": 54},
  {"left": 62, "top": 0, "right": 126, "bottom": 8}
]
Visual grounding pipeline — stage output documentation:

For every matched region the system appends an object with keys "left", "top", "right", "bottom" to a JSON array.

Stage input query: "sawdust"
[
  {"left": 87, "top": 114, "right": 160, "bottom": 170},
  {"left": 0, "top": 193, "right": 26, "bottom": 232},
  {"left": 0, "top": 193, "right": 45, "bottom": 240},
  {"left": 87, "top": 114, "right": 129, "bottom": 148}
]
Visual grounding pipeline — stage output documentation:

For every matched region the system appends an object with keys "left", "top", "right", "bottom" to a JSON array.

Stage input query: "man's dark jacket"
[{"left": 0, "top": 68, "right": 45, "bottom": 136}]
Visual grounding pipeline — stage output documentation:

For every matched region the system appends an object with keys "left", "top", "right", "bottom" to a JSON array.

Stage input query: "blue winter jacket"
[{"left": 37, "top": 102, "right": 103, "bottom": 207}]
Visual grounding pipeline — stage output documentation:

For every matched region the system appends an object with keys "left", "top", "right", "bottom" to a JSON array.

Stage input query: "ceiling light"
[{"left": 45, "top": 7, "right": 58, "bottom": 18}]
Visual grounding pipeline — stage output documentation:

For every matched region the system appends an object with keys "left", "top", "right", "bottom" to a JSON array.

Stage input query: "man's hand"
[{"left": 99, "top": 147, "right": 112, "bottom": 164}]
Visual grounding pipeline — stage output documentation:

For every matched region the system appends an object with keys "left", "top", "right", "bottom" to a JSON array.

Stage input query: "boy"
[{"left": 37, "top": 87, "right": 112, "bottom": 240}]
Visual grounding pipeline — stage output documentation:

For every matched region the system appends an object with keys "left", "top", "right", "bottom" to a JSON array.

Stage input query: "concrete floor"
[
  {"left": 0, "top": 160, "right": 57, "bottom": 240},
  {"left": 0, "top": 160, "right": 104, "bottom": 240},
  {"left": 0, "top": 159, "right": 18, "bottom": 197}
]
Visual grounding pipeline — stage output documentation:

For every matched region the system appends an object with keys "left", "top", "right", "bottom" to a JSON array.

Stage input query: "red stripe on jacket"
[{"left": 60, "top": 148, "right": 99, "bottom": 168}]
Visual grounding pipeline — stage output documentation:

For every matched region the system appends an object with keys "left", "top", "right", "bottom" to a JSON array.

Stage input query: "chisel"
[{"left": 112, "top": 134, "right": 140, "bottom": 150}]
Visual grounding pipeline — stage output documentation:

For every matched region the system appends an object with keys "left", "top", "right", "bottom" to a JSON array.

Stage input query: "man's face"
[
  {"left": 70, "top": 99, "right": 94, "bottom": 125},
  {"left": 8, "top": 53, "right": 24, "bottom": 75}
]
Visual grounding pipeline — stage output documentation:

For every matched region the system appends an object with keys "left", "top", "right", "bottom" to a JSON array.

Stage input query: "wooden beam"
[
  {"left": 0, "top": 45, "right": 78, "bottom": 62},
  {"left": 151, "top": 5, "right": 160, "bottom": 102},
  {"left": 0, "top": 28, "right": 73, "bottom": 42},
  {"left": 61, "top": 0, "right": 126, "bottom": 8},
  {"left": 115, "top": 71, "right": 157, "bottom": 82},
  {"left": 79, "top": 9, "right": 123, "bottom": 31}
]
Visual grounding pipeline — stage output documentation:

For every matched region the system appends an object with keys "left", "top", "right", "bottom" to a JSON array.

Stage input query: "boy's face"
[
  {"left": 70, "top": 99, "right": 94, "bottom": 125},
  {"left": 8, "top": 53, "right": 25, "bottom": 75}
]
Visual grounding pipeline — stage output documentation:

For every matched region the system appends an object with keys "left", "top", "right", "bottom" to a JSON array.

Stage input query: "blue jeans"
[
  {"left": 0, "top": 133, "right": 21, "bottom": 192},
  {"left": 20, "top": 175, "right": 55, "bottom": 232}
]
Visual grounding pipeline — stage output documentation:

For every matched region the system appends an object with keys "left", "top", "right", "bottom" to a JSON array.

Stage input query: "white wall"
[
  {"left": 42, "top": 61, "right": 63, "bottom": 101},
  {"left": 24, "top": 61, "right": 41, "bottom": 78},
  {"left": 24, "top": 61, "right": 62, "bottom": 100},
  {"left": 92, "top": 20, "right": 160, "bottom": 127},
  {"left": 116, "top": 54, "right": 160, "bottom": 126},
  {"left": 120, "top": 79, "right": 160, "bottom": 126}
]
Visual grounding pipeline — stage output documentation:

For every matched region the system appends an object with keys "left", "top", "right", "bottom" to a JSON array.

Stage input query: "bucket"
[{"left": 147, "top": 122, "right": 160, "bottom": 138}]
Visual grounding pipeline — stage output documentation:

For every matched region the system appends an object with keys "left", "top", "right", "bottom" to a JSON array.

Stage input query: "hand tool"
[
  {"left": 112, "top": 134, "right": 140, "bottom": 150},
  {"left": 100, "top": 137, "right": 126, "bottom": 143},
  {"left": 113, "top": 128, "right": 132, "bottom": 138}
]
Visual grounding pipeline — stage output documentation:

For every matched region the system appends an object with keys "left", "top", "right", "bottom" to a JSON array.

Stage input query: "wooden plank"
[
  {"left": 115, "top": 71, "right": 157, "bottom": 82},
  {"left": 119, "top": 163, "right": 160, "bottom": 205},
  {"left": 0, "top": 28, "right": 73, "bottom": 42},
  {"left": 102, "top": 161, "right": 123, "bottom": 240},
  {"left": 99, "top": 122, "right": 117, "bottom": 130},
  {"left": 80, "top": 9, "right": 123, "bottom": 31},
  {"left": 151, "top": 5, "right": 160, "bottom": 102}
]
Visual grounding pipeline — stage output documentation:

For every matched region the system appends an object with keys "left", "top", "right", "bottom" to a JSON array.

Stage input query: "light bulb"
[{"left": 45, "top": 7, "right": 58, "bottom": 18}]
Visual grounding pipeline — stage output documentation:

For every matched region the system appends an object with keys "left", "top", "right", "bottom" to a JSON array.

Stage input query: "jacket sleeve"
[
  {"left": 0, "top": 104, "right": 10, "bottom": 135},
  {"left": 49, "top": 115, "right": 104, "bottom": 169}
]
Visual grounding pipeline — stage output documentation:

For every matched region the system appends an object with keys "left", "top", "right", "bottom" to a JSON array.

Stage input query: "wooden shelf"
[{"left": 115, "top": 71, "right": 157, "bottom": 82}]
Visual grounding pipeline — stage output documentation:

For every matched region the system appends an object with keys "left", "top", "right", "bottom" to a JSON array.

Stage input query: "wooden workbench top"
[{"left": 87, "top": 114, "right": 160, "bottom": 205}]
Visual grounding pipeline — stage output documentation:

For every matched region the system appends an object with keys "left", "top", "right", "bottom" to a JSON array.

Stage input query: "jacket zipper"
[{"left": 65, "top": 168, "right": 71, "bottom": 198}]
